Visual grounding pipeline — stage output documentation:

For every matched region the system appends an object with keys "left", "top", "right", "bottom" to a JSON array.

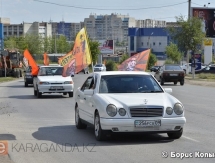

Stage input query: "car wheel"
[
  {"left": 75, "top": 106, "right": 87, "bottom": 129},
  {"left": 174, "top": 81, "right": 177, "bottom": 85},
  {"left": 94, "top": 112, "right": 107, "bottom": 141},
  {"left": 68, "top": 92, "right": 73, "bottom": 97},
  {"left": 160, "top": 78, "right": 164, "bottom": 85},
  {"left": 25, "top": 82, "right": 28, "bottom": 87},
  {"left": 37, "top": 87, "right": 42, "bottom": 98},
  {"left": 167, "top": 128, "right": 183, "bottom": 139},
  {"left": 180, "top": 79, "right": 184, "bottom": 86},
  {"left": 34, "top": 90, "right": 37, "bottom": 96}
]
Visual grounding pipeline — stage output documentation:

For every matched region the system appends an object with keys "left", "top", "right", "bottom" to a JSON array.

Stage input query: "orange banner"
[
  {"left": 118, "top": 49, "right": 150, "bottom": 71},
  {"left": 43, "top": 53, "right": 50, "bottom": 66},
  {"left": 59, "top": 28, "right": 92, "bottom": 77},
  {"left": 23, "top": 49, "right": 39, "bottom": 76}
]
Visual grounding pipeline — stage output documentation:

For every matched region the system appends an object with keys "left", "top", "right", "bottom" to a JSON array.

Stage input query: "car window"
[
  {"left": 99, "top": 75, "right": 163, "bottom": 93},
  {"left": 81, "top": 77, "right": 93, "bottom": 91},
  {"left": 165, "top": 65, "right": 182, "bottom": 70},
  {"left": 38, "top": 67, "right": 63, "bottom": 76}
]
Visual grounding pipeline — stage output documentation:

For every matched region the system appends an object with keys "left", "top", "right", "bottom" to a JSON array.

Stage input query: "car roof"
[
  {"left": 93, "top": 71, "right": 150, "bottom": 76},
  {"left": 39, "top": 65, "right": 63, "bottom": 68}
]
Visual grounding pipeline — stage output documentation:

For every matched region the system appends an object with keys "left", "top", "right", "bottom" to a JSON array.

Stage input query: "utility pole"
[
  {"left": 186, "top": 0, "right": 192, "bottom": 74},
  {"left": 55, "top": 32, "right": 57, "bottom": 54}
]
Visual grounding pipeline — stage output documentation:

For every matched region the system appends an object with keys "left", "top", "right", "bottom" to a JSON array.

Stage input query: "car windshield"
[
  {"left": 165, "top": 65, "right": 182, "bottom": 70},
  {"left": 38, "top": 67, "right": 63, "bottom": 76},
  {"left": 95, "top": 64, "right": 103, "bottom": 67},
  {"left": 99, "top": 75, "right": 163, "bottom": 93}
]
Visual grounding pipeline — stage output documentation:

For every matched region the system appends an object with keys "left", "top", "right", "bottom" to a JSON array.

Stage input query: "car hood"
[
  {"left": 98, "top": 93, "right": 177, "bottom": 108},
  {"left": 38, "top": 76, "right": 72, "bottom": 82}
]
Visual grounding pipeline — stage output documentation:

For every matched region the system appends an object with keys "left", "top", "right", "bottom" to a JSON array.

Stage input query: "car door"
[
  {"left": 84, "top": 75, "right": 98, "bottom": 124},
  {"left": 77, "top": 76, "right": 93, "bottom": 121}
]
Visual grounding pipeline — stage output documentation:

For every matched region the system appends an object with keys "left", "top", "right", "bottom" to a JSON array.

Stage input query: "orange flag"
[
  {"left": 118, "top": 49, "right": 150, "bottom": 71},
  {"left": 23, "top": 49, "right": 39, "bottom": 76},
  {"left": 43, "top": 53, "right": 50, "bottom": 66}
]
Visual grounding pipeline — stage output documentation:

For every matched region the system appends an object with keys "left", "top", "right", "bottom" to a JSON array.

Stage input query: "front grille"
[{"left": 130, "top": 107, "right": 163, "bottom": 117}]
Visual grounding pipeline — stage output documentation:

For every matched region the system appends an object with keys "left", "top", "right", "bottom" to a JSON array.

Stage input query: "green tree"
[
  {"left": 147, "top": 53, "right": 157, "bottom": 70},
  {"left": 88, "top": 39, "right": 100, "bottom": 64},
  {"left": 4, "top": 37, "right": 17, "bottom": 49},
  {"left": 119, "top": 54, "right": 129, "bottom": 64},
  {"left": 165, "top": 42, "right": 182, "bottom": 63},
  {"left": 167, "top": 16, "right": 205, "bottom": 60},
  {"left": 106, "top": 60, "right": 117, "bottom": 71},
  {"left": 43, "top": 36, "right": 52, "bottom": 53},
  {"left": 55, "top": 35, "right": 71, "bottom": 53}
]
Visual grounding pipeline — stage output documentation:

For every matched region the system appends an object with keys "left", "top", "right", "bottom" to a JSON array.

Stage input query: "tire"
[
  {"left": 167, "top": 128, "right": 183, "bottom": 139},
  {"left": 25, "top": 82, "right": 28, "bottom": 87},
  {"left": 37, "top": 87, "right": 42, "bottom": 98},
  {"left": 94, "top": 112, "right": 107, "bottom": 141},
  {"left": 68, "top": 92, "right": 73, "bottom": 97},
  {"left": 174, "top": 81, "right": 177, "bottom": 85},
  {"left": 75, "top": 106, "right": 87, "bottom": 129},
  {"left": 160, "top": 78, "right": 164, "bottom": 85},
  {"left": 180, "top": 79, "right": 184, "bottom": 86}
]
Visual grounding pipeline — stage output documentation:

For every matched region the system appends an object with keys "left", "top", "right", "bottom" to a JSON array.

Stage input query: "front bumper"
[
  {"left": 100, "top": 117, "right": 186, "bottom": 132},
  {"left": 38, "top": 84, "right": 73, "bottom": 93},
  {"left": 163, "top": 76, "right": 184, "bottom": 82},
  {"left": 25, "top": 77, "right": 33, "bottom": 84}
]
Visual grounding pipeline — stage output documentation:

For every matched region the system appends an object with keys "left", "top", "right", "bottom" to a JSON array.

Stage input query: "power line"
[
  {"left": 33, "top": 0, "right": 187, "bottom": 10},
  {"left": 191, "top": 2, "right": 203, "bottom": 6}
]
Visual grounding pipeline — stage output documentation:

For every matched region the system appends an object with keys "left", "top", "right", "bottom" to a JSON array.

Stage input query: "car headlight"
[
  {"left": 39, "top": 82, "right": 50, "bottom": 85},
  {"left": 173, "top": 103, "right": 184, "bottom": 115},
  {"left": 106, "top": 104, "right": 117, "bottom": 117},
  {"left": 166, "top": 107, "right": 173, "bottom": 115},
  {"left": 64, "top": 81, "right": 73, "bottom": 84},
  {"left": 118, "top": 108, "right": 126, "bottom": 116}
]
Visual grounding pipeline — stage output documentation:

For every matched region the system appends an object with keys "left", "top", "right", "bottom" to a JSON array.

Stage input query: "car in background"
[
  {"left": 195, "top": 66, "right": 215, "bottom": 74},
  {"left": 93, "top": 64, "right": 106, "bottom": 72},
  {"left": 24, "top": 66, "right": 33, "bottom": 87},
  {"left": 154, "top": 64, "right": 185, "bottom": 85},
  {"left": 74, "top": 71, "right": 186, "bottom": 141},
  {"left": 150, "top": 66, "right": 161, "bottom": 72},
  {"left": 33, "top": 66, "right": 74, "bottom": 98}
]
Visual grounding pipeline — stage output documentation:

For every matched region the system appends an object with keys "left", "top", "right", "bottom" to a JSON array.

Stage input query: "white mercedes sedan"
[
  {"left": 74, "top": 71, "right": 186, "bottom": 141},
  {"left": 33, "top": 66, "right": 74, "bottom": 98}
]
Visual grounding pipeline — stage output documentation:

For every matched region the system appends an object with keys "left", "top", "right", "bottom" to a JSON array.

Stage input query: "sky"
[{"left": 0, "top": 0, "right": 214, "bottom": 24}]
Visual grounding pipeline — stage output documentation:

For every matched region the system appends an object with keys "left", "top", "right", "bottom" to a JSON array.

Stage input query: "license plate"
[
  {"left": 50, "top": 86, "right": 63, "bottom": 89},
  {"left": 134, "top": 120, "right": 161, "bottom": 128},
  {"left": 170, "top": 74, "right": 178, "bottom": 76}
]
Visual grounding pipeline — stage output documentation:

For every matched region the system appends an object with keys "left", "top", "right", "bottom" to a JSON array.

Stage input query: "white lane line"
[{"left": 182, "top": 136, "right": 199, "bottom": 142}]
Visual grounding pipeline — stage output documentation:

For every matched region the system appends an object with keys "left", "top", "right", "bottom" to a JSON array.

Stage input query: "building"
[
  {"left": 84, "top": 13, "right": 136, "bottom": 44},
  {"left": 136, "top": 19, "right": 166, "bottom": 28},
  {"left": 128, "top": 27, "right": 170, "bottom": 57},
  {"left": 0, "top": 17, "right": 10, "bottom": 25},
  {"left": 71, "top": 22, "right": 84, "bottom": 40}
]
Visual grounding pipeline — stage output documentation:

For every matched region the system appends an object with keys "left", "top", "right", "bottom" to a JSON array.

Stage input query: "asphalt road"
[{"left": 0, "top": 74, "right": 215, "bottom": 163}]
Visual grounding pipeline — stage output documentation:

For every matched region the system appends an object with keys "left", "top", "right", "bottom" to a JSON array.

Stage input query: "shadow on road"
[
  {"left": 0, "top": 134, "right": 16, "bottom": 140},
  {"left": 32, "top": 125, "right": 174, "bottom": 146},
  {"left": 7, "top": 95, "right": 68, "bottom": 99}
]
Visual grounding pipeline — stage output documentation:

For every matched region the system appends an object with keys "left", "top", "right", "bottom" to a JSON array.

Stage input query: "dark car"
[
  {"left": 195, "top": 66, "right": 215, "bottom": 74},
  {"left": 150, "top": 66, "right": 161, "bottom": 72},
  {"left": 24, "top": 66, "right": 33, "bottom": 87},
  {"left": 154, "top": 64, "right": 185, "bottom": 85}
]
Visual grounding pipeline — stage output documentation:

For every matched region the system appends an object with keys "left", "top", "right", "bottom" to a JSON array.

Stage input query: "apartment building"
[
  {"left": 136, "top": 19, "right": 166, "bottom": 28},
  {"left": 84, "top": 13, "right": 136, "bottom": 44}
]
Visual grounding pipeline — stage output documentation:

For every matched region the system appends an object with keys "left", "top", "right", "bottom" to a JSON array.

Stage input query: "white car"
[
  {"left": 74, "top": 71, "right": 186, "bottom": 141},
  {"left": 93, "top": 64, "right": 106, "bottom": 72},
  {"left": 33, "top": 66, "right": 74, "bottom": 98}
]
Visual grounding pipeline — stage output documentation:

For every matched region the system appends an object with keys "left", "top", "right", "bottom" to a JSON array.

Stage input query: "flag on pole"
[
  {"left": 23, "top": 49, "right": 39, "bottom": 76},
  {"left": 118, "top": 49, "right": 150, "bottom": 71},
  {"left": 43, "top": 53, "right": 50, "bottom": 66},
  {"left": 59, "top": 28, "right": 92, "bottom": 77}
]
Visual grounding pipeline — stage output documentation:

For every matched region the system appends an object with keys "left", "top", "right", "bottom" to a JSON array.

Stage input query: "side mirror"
[
  {"left": 84, "top": 89, "right": 94, "bottom": 96},
  {"left": 164, "top": 88, "right": 172, "bottom": 93}
]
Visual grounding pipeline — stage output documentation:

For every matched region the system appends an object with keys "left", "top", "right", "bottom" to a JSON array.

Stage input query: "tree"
[
  {"left": 147, "top": 53, "right": 157, "bottom": 70},
  {"left": 119, "top": 54, "right": 129, "bottom": 64},
  {"left": 167, "top": 16, "right": 205, "bottom": 60},
  {"left": 105, "top": 60, "right": 117, "bottom": 71},
  {"left": 88, "top": 39, "right": 100, "bottom": 64},
  {"left": 165, "top": 42, "right": 182, "bottom": 63}
]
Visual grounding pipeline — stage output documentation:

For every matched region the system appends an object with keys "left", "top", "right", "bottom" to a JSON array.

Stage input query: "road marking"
[{"left": 182, "top": 136, "right": 199, "bottom": 142}]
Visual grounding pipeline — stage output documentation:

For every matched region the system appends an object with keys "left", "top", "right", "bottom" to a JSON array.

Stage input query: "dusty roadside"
[{"left": 185, "top": 77, "right": 215, "bottom": 87}]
